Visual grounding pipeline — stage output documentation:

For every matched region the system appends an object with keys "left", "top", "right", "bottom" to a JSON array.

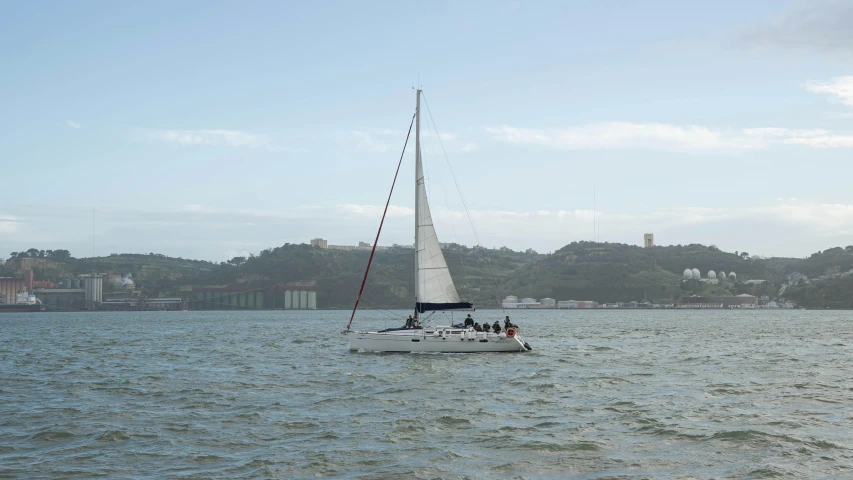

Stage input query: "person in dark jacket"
[
  {"left": 464, "top": 314, "right": 474, "bottom": 327},
  {"left": 504, "top": 316, "right": 517, "bottom": 330},
  {"left": 492, "top": 321, "right": 501, "bottom": 334},
  {"left": 473, "top": 322, "right": 483, "bottom": 332},
  {"left": 405, "top": 315, "right": 414, "bottom": 328},
  {"left": 482, "top": 322, "right": 491, "bottom": 333}
]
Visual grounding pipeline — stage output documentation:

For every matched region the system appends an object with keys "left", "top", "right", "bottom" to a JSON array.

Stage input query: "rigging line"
[
  {"left": 346, "top": 111, "right": 417, "bottom": 331},
  {"left": 424, "top": 98, "right": 473, "bottom": 303},
  {"left": 357, "top": 299, "right": 401, "bottom": 321},
  {"left": 421, "top": 93, "right": 503, "bottom": 308}
]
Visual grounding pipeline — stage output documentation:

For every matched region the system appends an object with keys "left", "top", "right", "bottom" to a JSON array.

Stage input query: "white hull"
[{"left": 348, "top": 327, "right": 529, "bottom": 353}]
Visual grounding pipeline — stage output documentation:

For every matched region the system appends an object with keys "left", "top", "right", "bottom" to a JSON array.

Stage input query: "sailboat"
[{"left": 345, "top": 89, "right": 531, "bottom": 353}]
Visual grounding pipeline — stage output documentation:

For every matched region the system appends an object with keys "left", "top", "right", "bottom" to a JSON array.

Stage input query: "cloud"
[
  {"left": 7, "top": 199, "right": 853, "bottom": 261},
  {"left": 351, "top": 130, "right": 393, "bottom": 152},
  {"left": 487, "top": 122, "right": 853, "bottom": 151},
  {"left": 486, "top": 122, "right": 764, "bottom": 152},
  {"left": 805, "top": 76, "right": 853, "bottom": 107},
  {"left": 0, "top": 215, "right": 19, "bottom": 233},
  {"left": 823, "top": 111, "right": 853, "bottom": 119},
  {"left": 351, "top": 128, "right": 461, "bottom": 152},
  {"left": 744, "top": 127, "right": 853, "bottom": 148},
  {"left": 739, "top": 1, "right": 853, "bottom": 53},
  {"left": 336, "top": 204, "right": 414, "bottom": 217},
  {"left": 137, "top": 128, "right": 290, "bottom": 152},
  {"left": 66, "top": 120, "right": 81, "bottom": 129}
]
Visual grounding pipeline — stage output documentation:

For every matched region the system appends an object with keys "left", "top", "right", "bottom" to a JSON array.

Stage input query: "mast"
[{"left": 415, "top": 89, "right": 421, "bottom": 313}]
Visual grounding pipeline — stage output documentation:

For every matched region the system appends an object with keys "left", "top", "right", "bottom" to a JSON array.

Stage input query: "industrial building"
[
  {"left": 190, "top": 285, "right": 318, "bottom": 310},
  {"left": 101, "top": 298, "right": 182, "bottom": 310},
  {"left": 539, "top": 297, "right": 556, "bottom": 308},
  {"left": 80, "top": 274, "right": 104, "bottom": 310},
  {"left": 0, "top": 277, "right": 26, "bottom": 304},
  {"left": 711, "top": 294, "right": 758, "bottom": 307},
  {"left": 557, "top": 300, "right": 598, "bottom": 309},
  {"left": 33, "top": 288, "right": 87, "bottom": 310}
]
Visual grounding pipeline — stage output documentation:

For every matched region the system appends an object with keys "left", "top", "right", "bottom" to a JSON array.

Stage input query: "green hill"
[{"left": 4, "top": 242, "right": 853, "bottom": 309}]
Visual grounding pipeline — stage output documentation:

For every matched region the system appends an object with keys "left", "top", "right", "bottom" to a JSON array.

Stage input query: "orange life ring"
[{"left": 506, "top": 327, "right": 516, "bottom": 338}]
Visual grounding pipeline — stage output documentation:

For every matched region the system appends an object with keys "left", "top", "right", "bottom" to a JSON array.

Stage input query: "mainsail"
[{"left": 414, "top": 89, "right": 472, "bottom": 313}]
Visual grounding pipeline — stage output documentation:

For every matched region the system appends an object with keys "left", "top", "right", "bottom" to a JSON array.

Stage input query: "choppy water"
[{"left": 1, "top": 309, "right": 852, "bottom": 479}]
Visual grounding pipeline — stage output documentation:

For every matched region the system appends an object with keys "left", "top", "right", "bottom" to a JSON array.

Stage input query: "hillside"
[
  {"left": 503, "top": 242, "right": 785, "bottom": 303},
  {"left": 4, "top": 242, "right": 853, "bottom": 308}
]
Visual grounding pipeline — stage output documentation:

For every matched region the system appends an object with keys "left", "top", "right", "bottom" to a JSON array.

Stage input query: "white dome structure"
[
  {"left": 729, "top": 272, "right": 737, "bottom": 280},
  {"left": 683, "top": 268, "right": 693, "bottom": 279},
  {"left": 691, "top": 268, "right": 701, "bottom": 279},
  {"left": 719, "top": 271, "right": 727, "bottom": 281},
  {"left": 708, "top": 270, "right": 717, "bottom": 280}
]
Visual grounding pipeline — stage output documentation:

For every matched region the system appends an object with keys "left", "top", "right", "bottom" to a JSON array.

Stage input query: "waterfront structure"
[
  {"left": 644, "top": 233, "right": 654, "bottom": 248},
  {"left": 101, "top": 298, "right": 182, "bottom": 310},
  {"left": 557, "top": 300, "right": 598, "bottom": 308},
  {"left": 711, "top": 294, "right": 758, "bottom": 307},
  {"left": 81, "top": 274, "right": 104, "bottom": 310},
  {"left": 503, "top": 296, "right": 540, "bottom": 308},
  {"left": 729, "top": 272, "right": 737, "bottom": 281},
  {"left": 33, "top": 288, "right": 86, "bottom": 310},
  {"left": 501, "top": 295, "right": 519, "bottom": 308},
  {"left": 539, "top": 297, "right": 556, "bottom": 308},
  {"left": 0, "top": 276, "right": 26, "bottom": 304},
  {"left": 683, "top": 268, "right": 692, "bottom": 279},
  {"left": 191, "top": 286, "right": 317, "bottom": 310}
]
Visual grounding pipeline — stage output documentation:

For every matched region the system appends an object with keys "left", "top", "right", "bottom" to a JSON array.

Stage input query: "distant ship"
[{"left": 0, "top": 290, "right": 46, "bottom": 313}]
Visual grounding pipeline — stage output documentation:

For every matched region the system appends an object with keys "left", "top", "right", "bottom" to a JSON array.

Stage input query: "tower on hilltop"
[{"left": 644, "top": 233, "right": 654, "bottom": 248}]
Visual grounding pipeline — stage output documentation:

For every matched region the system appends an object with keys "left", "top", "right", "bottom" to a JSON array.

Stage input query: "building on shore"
[
  {"left": 557, "top": 300, "right": 598, "bottom": 309},
  {"left": 502, "top": 296, "right": 541, "bottom": 308},
  {"left": 711, "top": 294, "right": 758, "bottom": 307},
  {"left": 190, "top": 285, "right": 317, "bottom": 310},
  {"left": 0, "top": 277, "right": 26, "bottom": 305},
  {"left": 33, "top": 288, "right": 86, "bottom": 310},
  {"left": 80, "top": 274, "right": 104, "bottom": 310},
  {"left": 539, "top": 297, "right": 556, "bottom": 308}
]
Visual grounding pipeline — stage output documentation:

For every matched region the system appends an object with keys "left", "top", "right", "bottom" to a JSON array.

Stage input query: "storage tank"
[
  {"left": 308, "top": 291, "right": 317, "bottom": 309},
  {"left": 63, "top": 279, "right": 72, "bottom": 289},
  {"left": 71, "top": 279, "right": 81, "bottom": 289},
  {"left": 299, "top": 290, "right": 308, "bottom": 309},
  {"left": 284, "top": 290, "right": 292, "bottom": 309},
  {"left": 82, "top": 275, "right": 103, "bottom": 310}
]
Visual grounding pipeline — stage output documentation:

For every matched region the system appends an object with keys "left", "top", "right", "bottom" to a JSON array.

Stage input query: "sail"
[{"left": 414, "top": 95, "right": 471, "bottom": 313}]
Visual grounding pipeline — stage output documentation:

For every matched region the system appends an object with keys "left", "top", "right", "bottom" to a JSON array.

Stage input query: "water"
[{"left": 1, "top": 309, "right": 851, "bottom": 479}]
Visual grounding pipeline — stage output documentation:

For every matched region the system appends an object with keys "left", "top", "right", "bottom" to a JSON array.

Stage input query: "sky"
[{"left": 2, "top": 0, "right": 853, "bottom": 261}]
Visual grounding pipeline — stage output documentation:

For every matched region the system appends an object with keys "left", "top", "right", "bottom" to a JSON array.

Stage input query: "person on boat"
[
  {"left": 473, "top": 322, "right": 482, "bottom": 332},
  {"left": 405, "top": 315, "right": 414, "bottom": 328},
  {"left": 464, "top": 314, "right": 474, "bottom": 327},
  {"left": 482, "top": 322, "right": 491, "bottom": 333},
  {"left": 504, "top": 316, "right": 517, "bottom": 330},
  {"left": 412, "top": 316, "right": 420, "bottom": 328},
  {"left": 492, "top": 321, "right": 501, "bottom": 334}
]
